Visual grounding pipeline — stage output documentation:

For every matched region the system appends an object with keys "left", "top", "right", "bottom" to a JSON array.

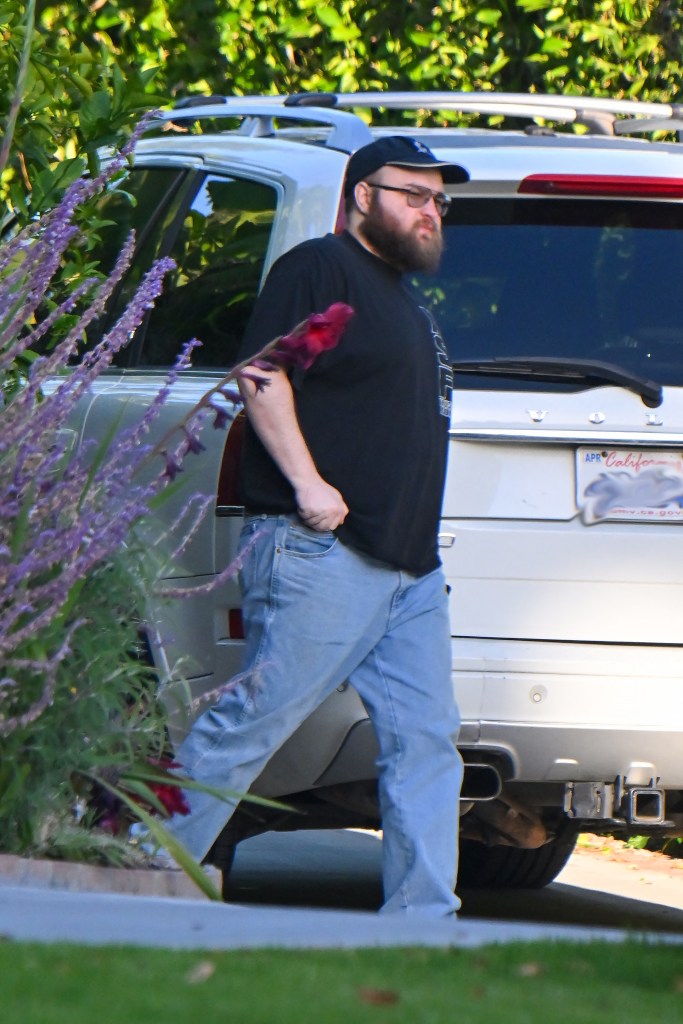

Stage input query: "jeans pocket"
[{"left": 283, "top": 520, "right": 338, "bottom": 558}]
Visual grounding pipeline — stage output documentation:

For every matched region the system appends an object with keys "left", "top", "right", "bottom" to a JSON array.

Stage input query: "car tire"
[{"left": 458, "top": 825, "right": 579, "bottom": 889}]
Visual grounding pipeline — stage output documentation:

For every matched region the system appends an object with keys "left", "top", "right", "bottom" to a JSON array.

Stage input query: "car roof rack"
[
  {"left": 152, "top": 97, "right": 372, "bottom": 152},
  {"left": 152, "top": 91, "right": 683, "bottom": 149},
  {"left": 324, "top": 91, "right": 683, "bottom": 137}
]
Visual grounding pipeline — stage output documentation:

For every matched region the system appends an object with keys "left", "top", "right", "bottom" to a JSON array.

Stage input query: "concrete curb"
[{"left": 0, "top": 852, "right": 217, "bottom": 901}]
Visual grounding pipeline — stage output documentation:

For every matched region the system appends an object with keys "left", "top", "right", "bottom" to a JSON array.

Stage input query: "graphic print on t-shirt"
[{"left": 420, "top": 306, "right": 453, "bottom": 419}]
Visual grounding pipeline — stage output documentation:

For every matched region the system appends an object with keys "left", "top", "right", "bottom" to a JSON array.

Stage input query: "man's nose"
[{"left": 422, "top": 195, "right": 441, "bottom": 220}]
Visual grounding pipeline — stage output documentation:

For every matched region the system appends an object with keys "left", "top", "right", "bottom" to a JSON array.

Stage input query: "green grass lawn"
[{"left": 3, "top": 940, "right": 682, "bottom": 1024}]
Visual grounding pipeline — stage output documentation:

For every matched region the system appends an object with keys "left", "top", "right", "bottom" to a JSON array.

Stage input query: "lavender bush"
[
  {"left": 0, "top": 176, "right": 244, "bottom": 873},
  {"left": 0, "top": 15, "right": 354, "bottom": 869},
  {"left": 0, "top": 112, "right": 354, "bottom": 869},
  {"left": 0, "top": 122, "right": 198, "bottom": 858},
  {"left": 0, "top": 12, "right": 235, "bottom": 884}
]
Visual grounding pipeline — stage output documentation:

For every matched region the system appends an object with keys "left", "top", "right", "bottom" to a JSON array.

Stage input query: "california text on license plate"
[{"left": 576, "top": 448, "right": 683, "bottom": 524}]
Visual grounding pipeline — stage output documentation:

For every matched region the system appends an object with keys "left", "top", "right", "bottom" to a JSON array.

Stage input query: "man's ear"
[{"left": 354, "top": 180, "right": 372, "bottom": 216}]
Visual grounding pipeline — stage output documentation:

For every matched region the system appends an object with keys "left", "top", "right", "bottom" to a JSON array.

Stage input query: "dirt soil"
[{"left": 575, "top": 833, "right": 683, "bottom": 879}]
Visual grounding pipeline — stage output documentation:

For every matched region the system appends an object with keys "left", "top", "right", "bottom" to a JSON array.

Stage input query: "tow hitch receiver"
[
  {"left": 624, "top": 785, "right": 666, "bottom": 825},
  {"left": 564, "top": 779, "right": 667, "bottom": 825}
]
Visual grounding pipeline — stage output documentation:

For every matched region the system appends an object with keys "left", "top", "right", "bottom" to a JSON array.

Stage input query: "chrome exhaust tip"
[{"left": 461, "top": 763, "right": 503, "bottom": 801}]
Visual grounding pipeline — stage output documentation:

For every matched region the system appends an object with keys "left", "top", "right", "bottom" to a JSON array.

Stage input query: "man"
[{"left": 170, "top": 137, "right": 470, "bottom": 916}]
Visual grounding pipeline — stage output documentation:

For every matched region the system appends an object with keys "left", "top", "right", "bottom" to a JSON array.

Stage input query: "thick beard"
[{"left": 359, "top": 192, "right": 444, "bottom": 273}]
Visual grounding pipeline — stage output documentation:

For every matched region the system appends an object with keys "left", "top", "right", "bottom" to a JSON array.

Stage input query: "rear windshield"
[{"left": 422, "top": 198, "right": 683, "bottom": 391}]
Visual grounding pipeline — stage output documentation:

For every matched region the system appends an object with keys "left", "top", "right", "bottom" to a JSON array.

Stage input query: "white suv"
[{"left": 79, "top": 92, "right": 683, "bottom": 890}]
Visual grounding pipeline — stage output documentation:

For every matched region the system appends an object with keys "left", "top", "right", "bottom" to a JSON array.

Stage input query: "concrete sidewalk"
[{"left": 0, "top": 880, "right": 669, "bottom": 950}]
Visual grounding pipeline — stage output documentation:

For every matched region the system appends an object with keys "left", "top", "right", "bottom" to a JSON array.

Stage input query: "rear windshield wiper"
[{"left": 451, "top": 356, "right": 663, "bottom": 408}]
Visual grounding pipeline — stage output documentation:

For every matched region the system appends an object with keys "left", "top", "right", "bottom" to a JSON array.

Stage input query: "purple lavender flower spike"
[
  {"left": 161, "top": 451, "right": 183, "bottom": 481},
  {"left": 238, "top": 371, "right": 272, "bottom": 393},
  {"left": 216, "top": 386, "right": 240, "bottom": 402},
  {"left": 182, "top": 428, "right": 206, "bottom": 455},
  {"left": 209, "top": 403, "right": 231, "bottom": 430}
]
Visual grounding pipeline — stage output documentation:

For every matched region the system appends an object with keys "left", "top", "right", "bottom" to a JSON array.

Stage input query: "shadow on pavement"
[{"left": 225, "top": 829, "right": 683, "bottom": 934}]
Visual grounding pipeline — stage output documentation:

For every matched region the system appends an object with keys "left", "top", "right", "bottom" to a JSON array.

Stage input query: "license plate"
[{"left": 576, "top": 448, "right": 683, "bottom": 524}]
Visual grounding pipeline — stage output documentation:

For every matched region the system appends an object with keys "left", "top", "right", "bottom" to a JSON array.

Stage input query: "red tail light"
[
  {"left": 518, "top": 174, "right": 683, "bottom": 199},
  {"left": 228, "top": 608, "right": 245, "bottom": 639}
]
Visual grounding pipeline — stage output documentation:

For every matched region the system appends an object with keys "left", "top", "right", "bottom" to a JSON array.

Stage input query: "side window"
[
  {"left": 84, "top": 166, "right": 191, "bottom": 363},
  {"left": 87, "top": 167, "right": 187, "bottom": 276},
  {"left": 135, "top": 175, "right": 278, "bottom": 369}
]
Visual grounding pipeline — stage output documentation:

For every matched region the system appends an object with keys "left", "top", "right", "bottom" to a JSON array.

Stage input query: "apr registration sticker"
[{"left": 576, "top": 449, "right": 683, "bottom": 524}]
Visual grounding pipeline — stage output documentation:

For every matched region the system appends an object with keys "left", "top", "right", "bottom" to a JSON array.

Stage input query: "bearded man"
[{"left": 169, "top": 137, "right": 470, "bottom": 917}]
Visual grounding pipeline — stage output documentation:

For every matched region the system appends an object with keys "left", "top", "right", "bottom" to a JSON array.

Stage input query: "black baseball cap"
[{"left": 344, "top": 136, "right": 469, "bottom": 196}]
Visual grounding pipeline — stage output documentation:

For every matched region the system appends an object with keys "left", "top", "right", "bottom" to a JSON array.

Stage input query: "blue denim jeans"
[{"left": 170, "top": 514, "right": 462, "bottom": 916}]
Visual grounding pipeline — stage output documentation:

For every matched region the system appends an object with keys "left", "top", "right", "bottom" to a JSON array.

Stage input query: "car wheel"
[{"left": 458, "top": 825, "right": 579, "bottom": 889}]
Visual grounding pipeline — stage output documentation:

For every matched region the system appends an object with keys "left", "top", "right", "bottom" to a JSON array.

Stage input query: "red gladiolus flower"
[
  {"left": 98, "top": 812, "right": 123, "bottom": 835},
  {"left": 149, "top": 781, "right": 191, "bottom": 817},
  {"left": 146, "top": 758, "right": 191, "bottom": 817},
  {"left": 273, "top": 302, "right": 354, "bottom": 370}
]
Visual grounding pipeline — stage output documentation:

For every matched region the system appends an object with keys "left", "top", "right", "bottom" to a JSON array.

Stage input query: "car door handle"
[{"left": 438, "top": 532, "right": 456, "bottom": 548}]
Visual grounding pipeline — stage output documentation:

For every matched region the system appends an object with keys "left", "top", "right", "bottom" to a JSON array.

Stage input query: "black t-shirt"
[{"left": 237, "top": 231, "right": 452, "bottom": 576}]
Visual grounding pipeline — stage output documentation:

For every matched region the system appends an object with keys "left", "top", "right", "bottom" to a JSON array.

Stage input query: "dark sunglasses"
[{"left": 364, "top": 182, "right": 452, "bottom": 218}]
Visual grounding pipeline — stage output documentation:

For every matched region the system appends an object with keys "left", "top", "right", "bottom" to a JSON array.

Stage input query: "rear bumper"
[{"left": 452, "top": 636, "right": 683, "bottom": 786}]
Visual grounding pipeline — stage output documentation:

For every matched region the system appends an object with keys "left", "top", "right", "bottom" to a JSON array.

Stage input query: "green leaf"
[
  {"left": 34, "top": 157, "right": 86, "bottom": 196},
  {"left": 546, "top": 64, "right": 570, "bottom": 81},
  {"left": 78, "top": 91, "right": 112, "bottom": 135},
  {"left": 475, "top": 9, "right": 502, "bottom": 27},
  {"left": 96, "top": 779, "right": 222, "bottom": 901},
  {"left": 317, "top": 8, "right": 343, "bottom": 28},
  {"left": 119, "top": 777, "right": 170, "bottom": 818},
  {"left": 406, "top": 30, "right": 435, "bottom": 47},
  {"left": 488, "top": 54, "right": 511, "bottom": 76},
  {"left": 541, "top": 36, "right": 569, "bottom": 56},
  {"left": 123, "top": 764, "right": 289, "bottom": 813}
]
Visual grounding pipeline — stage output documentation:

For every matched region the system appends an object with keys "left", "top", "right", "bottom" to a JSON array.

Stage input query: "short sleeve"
[{"left": 238, "top": 247, "right": 316, "bottom": 360}]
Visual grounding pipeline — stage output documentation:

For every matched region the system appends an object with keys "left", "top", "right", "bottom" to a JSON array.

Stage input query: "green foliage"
[
  {"left": 3, "top": 1, "right": 683, "bottom": 222},
  {"left": 0, "top": 0, "right": 164, "bottom": 221},
  {"left": 640, "top": 834, "right": 683, "bottom": 856},
  {"left": 0, "top": 546, "right": 169, "bottom": 857},
  {"left": 0, "top": 64, "right": 195, "bottom": 868},
  {"left": 51, "top": 1, "right": 683, "bottom": 105},
  {"left": 4, "top": 4, "right": 683, "bottom": 175}
]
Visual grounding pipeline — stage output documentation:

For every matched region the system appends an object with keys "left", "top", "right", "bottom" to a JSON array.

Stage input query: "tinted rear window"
[{"left": 422, "top": 198, "right": 683, "bottom": 390}]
